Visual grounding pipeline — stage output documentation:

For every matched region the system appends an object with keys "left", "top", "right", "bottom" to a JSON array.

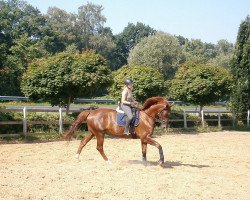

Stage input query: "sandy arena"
[{"left": 0, "top": 131, "right": 249, "bottom": 200}]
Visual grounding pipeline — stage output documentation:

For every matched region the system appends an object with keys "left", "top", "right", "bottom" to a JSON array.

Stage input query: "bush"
[
  {"left": 108, "top": 65, "right": 167, "bottom": 102},
  {"left": 21, "top": 50, "right": 112, "bottom": 109},
  {"left": 170, "top": 62, "right": 232, "bottom": 109}
]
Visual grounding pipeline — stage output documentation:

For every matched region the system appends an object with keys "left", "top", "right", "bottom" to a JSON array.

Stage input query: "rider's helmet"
[{"left": 124, "top": 78, "right": 133, "bottom": 85}]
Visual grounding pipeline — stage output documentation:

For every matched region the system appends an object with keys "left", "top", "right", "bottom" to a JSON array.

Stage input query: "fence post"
[
  {"left": 23, "top": 107, "right": 27, "bottom": 136},
  {"left": 247, "top": 110, "right": 250, "bottom": 126},
  {"left": 59, "top": 107, "right": 63, "bottom": 134},
  {"left": 218, "top": 112, "right": 221, "bottom": 127},
  {"left": 232, "top": 112, "right": 236, "bottom": 127},
  {"left": 201, "top": 109, "right": 205, "bottom": 127},
  {"left": 183, "top": 110, "right": 187, "bottom": 128}
]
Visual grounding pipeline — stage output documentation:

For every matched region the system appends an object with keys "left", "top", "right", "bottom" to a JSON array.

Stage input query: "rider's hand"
[{"left": 131, "top": 101, "right": 139, "bottom": 108}]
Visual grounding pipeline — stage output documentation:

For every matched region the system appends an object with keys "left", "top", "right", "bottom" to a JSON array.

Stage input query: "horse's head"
[
  {"left": 156, "top": 102, "right": 174, "bottom": 128},
  {"left": 141, "top": 97, "right": 174, "bottom": 128}
]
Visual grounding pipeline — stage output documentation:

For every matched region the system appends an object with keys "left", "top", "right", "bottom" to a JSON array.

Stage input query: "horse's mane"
[{"left": 141, "top": 97, "right": 168, "bottom": 111}]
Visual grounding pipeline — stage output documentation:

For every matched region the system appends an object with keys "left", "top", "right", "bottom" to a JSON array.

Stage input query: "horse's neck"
[{"left": 144, "top": 104, "right": 165, "bottom": 118}]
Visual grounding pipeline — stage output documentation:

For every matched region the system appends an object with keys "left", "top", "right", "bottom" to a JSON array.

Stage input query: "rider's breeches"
[{"left": 121, "top": 104, "right": 133, "bottom": 123}]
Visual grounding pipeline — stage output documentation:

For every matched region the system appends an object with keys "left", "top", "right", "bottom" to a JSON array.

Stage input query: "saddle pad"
[{"left": 117, "top": 112, "right": 139, "bottom": 127}]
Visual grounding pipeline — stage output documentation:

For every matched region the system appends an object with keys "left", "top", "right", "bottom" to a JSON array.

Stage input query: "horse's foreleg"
[
  {"left": 75, "top": 132, "right": 94, "bottom": 160},
  {"left": 141, "top": 140, "right": 147, "bottom": 164},
  {"left": 144, "top": 136, "right": 164, "bottom": 164},
  {"left": 95, "top": 133, "right": 109, "bottom": 162}
]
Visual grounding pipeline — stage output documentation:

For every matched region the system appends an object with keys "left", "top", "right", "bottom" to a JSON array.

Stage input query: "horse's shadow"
[{"left": 126, "top": 160, "right": 210, "bottom": 169}]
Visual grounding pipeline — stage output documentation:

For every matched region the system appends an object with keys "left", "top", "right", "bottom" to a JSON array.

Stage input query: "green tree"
[
  {"left": 216, "top": 39, "right": 234, "bottom": 55},
  {"left": 128, "top": 32, "right": 183, "bottom": 79},
  {"left": 0, "top": 0, "right": 50, "bottom": 95},
  {"left": 0, "top": 68, "right": 21, "bottom": 95},
  {"left": 183, "top": 39, "right": 217, "bottom": 63},
  {"left": 0, "top": 0, "right": 46, "bottom": 49},
  {"left": 7, "top": 33, "right": 49, "bottom": 69},
  {"left": 46, "top": 7, "right": 77, "bottom": 47},
  {"left": 0, "top": 0, "right": 59, "bottom": 95},
  {"left": 208, "top": 39, "right": 234, "bottom": 68},
  {"left": 89, "top": 27, "right": 116, "bottom": 68},
  {"left": 76, "top": 2, "right": 107, "bottom": 49},
  {"left": 170, "top": 62, "right": 232, "bottom": 113},
  {"left": 0, "top": 43, "right": 7, "bottom": 68},
  {"left": 45, "top": 3, "right": 113, "bottom": 58},
  {"left": 21, "top": 51, "right": 112, "bottom": 113},
  {"left": 175, "top": 35, "right": 188, "bottom": 46},
  {"left": 113, "top": 22, "right": 156, "bottom": 69},
  {"left": 230, "top": 16, "right": 250, "bottom": 118},
  {"left": 108, "top": 65, "right": 166, "bottom": 102}
]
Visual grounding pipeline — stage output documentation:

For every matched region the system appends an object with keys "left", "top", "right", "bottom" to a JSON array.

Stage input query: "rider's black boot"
[{"left": 124, "top": 116, "right": 130, "bottom": 135}]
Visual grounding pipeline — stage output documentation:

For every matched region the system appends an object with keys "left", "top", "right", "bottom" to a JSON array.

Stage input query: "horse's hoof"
[
  {"left": 106, "top": 160, "right": 112, "bottom": 165},
  {"left": 158, "top": 160, "right": 164, "bottom": 166},
  {"left": 75, "top": 154, "right": 80, "bottom": 161}
]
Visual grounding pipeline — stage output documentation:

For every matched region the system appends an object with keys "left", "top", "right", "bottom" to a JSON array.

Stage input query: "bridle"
[
  {"left": 142, "top": 107, "right": 169, "bottom": 124},
  {"left": 155, "top": 109, "right": 169, "bottom": 124}
]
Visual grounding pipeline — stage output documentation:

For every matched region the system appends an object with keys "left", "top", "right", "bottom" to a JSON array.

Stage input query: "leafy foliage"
[
  {"left": 208, "top": 39, "right": 234, "bottom": 68},
  {"left": 182, "top": 39, "right": 234, "bottom": 68},
  {"left": 128, "top": 32, "right": 183, "bottom": 79},
  {"left": 169, "top": 62, "right": 232, "bottom": 108},
  {"left": 230, "top": 15, "right": 250, "bottom": 115},
  {"left": 0, "top": 68, "right": 21, "bottom": 95},
  {"left": 21, "top": 50, "right": 112, "bottom": 108},
  {"left": 112, "top": 22, "right": 156, "bottom": 69},
  {"left": 0, "top": 0, "right": 63, "bottom": 94},
  {"left": 89, "top": 27, "right": 116, "bottom": 67},
  {"left": 108, "top": 65, "right": 166, "bottom": 102},
  {"left": 46, "top": 7, "right": 77, "bottom": 47},
  {"left": 183, "top": 39, "right": 217, "bottom": 63}
]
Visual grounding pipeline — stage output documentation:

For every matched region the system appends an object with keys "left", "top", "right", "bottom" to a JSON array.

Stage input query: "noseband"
[
  {"left": 156, "top": 109, "right": 168, "bottom": 124},
  {"left": 143, "top": 108, "right": 169, "bottom": 124}
]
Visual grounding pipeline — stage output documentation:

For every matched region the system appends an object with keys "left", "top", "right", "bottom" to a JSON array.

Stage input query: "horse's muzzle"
[{"left": 160, "top": 120, "right": 168, "bottom": 128}]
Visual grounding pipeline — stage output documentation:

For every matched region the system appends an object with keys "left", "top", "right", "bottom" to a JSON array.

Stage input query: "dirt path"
[{"left": 0, "top": 131, "right": 249, "bottom": 200}]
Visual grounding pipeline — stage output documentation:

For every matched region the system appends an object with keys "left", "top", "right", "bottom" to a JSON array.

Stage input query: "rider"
[{"left": 121, "top": 78, "right": 138, "bottom": 135}]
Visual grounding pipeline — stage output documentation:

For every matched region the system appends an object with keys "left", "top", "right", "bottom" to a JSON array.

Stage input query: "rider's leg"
[{"left": 121, "top": 105, "right": 133, "bottom": 135}]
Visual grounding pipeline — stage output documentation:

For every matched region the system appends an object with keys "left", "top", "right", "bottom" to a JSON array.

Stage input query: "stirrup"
[{"left": 124, "top": 131, "right": 130, "bottom": 135}]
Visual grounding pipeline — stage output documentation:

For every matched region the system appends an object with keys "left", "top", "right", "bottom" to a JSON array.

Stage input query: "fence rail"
[{"left": 0, "top": 106, "right": 249, "bottom": 136}]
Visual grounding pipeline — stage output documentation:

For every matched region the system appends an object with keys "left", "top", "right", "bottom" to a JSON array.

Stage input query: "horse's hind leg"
[
  {"left": 95, "top": 133, "right": 110, "bottom": 163},
  {"left": 75, "top": 132, "right": 94, "bottom": 160},
  {"left": 141, "top": 140, "right": 148, "bottom": 165}
]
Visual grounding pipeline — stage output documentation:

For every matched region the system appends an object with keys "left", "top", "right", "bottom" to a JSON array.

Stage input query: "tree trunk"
[
  {"left": 199, "top": 105, "right": 204, "bottom": 117},
  {"left": 66, "top": 96, "right": 72, "bottom": 115},
  {"left": 199, "top": 105, "right": 205, "bottom": 127}
]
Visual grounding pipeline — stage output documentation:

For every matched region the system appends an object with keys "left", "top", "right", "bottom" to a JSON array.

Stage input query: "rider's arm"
[{"left": 121, "top": 89, "right": 131, "bottom": 105}]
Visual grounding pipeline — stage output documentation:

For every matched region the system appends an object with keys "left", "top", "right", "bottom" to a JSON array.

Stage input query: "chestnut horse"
[{"left": 64, "top": 97, "right": 174, "bottom": 165}]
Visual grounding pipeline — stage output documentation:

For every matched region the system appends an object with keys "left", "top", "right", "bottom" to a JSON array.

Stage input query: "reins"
[{"left": 142, "top": 108, "right": 166, "bottom": 123}]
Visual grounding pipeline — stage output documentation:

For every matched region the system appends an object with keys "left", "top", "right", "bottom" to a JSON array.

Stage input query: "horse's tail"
[{"left": 64, "top": 110, "right": 91, "bottom": 140}]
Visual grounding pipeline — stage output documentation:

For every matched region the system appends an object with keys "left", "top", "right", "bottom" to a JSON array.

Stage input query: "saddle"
[{"left": 116, "top": 106, "right": 139, "bottom": 128}]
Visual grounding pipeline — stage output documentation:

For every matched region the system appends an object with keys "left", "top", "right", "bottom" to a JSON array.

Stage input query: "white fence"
[
  {"left": 0, "top": 106, "right": 249, "bottom": 136},
  {"left": 0, "top": 106, "right": 89, "bottom": 137}
]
